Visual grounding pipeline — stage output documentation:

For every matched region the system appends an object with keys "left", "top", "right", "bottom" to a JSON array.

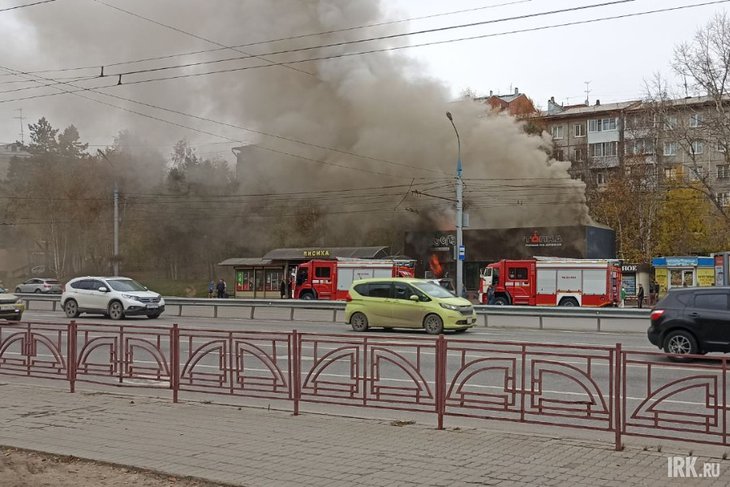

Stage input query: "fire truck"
[
  {"left": 293, "top": 258, "right": 415, "bottom": 300},
  {"left": 478, "top": 257, "right": 622, "bottom": 307}
]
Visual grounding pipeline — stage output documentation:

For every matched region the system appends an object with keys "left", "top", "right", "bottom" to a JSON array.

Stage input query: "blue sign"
[{"left": 458, "top": 245, "right": 465, "bottom": 261}]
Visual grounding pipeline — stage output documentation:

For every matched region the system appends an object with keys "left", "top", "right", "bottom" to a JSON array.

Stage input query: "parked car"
[
  {"left": 345, "top": 277, "right": 476, "bottom": 334},
  {"left": 61, "top": 277, "right": 165, "bottom": 320},
  {"left": 647, "top": 287, "right": 730, "bottom": 359},
  {"left": 0, "top": 287, "right": 24, "bottom": 320},
  {"left": 14, "top": 277, "right": 62, "bottom": 294}
]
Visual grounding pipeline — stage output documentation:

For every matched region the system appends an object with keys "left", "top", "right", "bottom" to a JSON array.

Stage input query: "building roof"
[
  {"left": 262, "top": 246, "right": 390, "bottom": 260},
  {"left": 542, "top": 100, "right": 642, "bottom": 119},
  {"left": 218, "top": 258, "right": 273, "bottom": 267}
]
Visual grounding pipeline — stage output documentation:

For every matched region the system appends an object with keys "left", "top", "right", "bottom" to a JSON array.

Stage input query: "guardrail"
[
  {"left": 16, "top": 293, "right": 650, "bottom": 331},
  {"left": 1, "top": 320, "right": 725, "bottom": 450}
]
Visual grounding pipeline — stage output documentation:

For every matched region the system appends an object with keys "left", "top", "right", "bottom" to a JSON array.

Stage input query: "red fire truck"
[
  {"left": 293, "top": 258, "right": 415, "bottom": 300},
  {"left": 478, "top": 257, "right": 622, "bottom": 307}
]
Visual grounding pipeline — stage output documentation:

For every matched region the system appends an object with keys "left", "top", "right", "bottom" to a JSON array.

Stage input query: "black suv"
[{"left": 648, "top": 287, "right": 730, "bottom": 357}]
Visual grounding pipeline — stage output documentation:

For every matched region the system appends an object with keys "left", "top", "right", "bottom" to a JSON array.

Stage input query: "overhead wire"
[
  {"left": 0, "top": 0, "right": 55, "bottom": 13},
  {"left": 16, "top": 0, "right": 533, "bottom": 76},
  {"left": 2, "top": 0, "right": 727, "bottom": 103}
]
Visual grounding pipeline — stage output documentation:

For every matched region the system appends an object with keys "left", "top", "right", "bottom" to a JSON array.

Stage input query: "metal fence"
[
  {"left": 1, "top": 320, "right": 723, "bottom": 450},
  {"left": 17, "top": 293, "right": 649, "bottom": 331}
]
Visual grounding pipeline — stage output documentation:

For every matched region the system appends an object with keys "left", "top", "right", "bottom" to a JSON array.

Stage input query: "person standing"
[
  {"left": 280, "top": 277, "right": 287, "bottom": 299},
  {"left": 216, "top": 278, "right": 226, "bottom": 299},
  {"left": 620, "top": 286, "right": 627, "bottom": 308},
  {"left": 637, "top": 284, "right": 645, "bottom": 309},
  {"left": 207, "top": 280, "right": 215, "bottom": 299},
  {"left": 487, "top": 285, "right": 495, "bottom": 305}
]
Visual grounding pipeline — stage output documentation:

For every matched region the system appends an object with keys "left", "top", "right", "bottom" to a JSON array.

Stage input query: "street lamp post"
[
  {"left": 445, "top": 112, "right": 464, "bottom": 298},
  {"left": 97, "top": 150, "right": 120, "bottom": 276}
]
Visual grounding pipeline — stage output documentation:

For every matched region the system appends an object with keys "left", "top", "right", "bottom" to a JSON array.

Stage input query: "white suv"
[{"left": 61, "top": 277, "right": 165, "bottom": 320}]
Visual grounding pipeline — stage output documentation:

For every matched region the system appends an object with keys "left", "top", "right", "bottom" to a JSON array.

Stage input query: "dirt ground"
[{"left": 0, "top": 447, "right": 230, "bottom": 487}]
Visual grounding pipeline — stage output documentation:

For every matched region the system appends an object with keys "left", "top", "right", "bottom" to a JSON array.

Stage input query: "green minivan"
[{"left": 344, "top": 278, "right": 477, "bottom": 334}]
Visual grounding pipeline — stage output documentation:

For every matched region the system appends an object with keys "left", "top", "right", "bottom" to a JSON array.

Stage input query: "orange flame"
[{"left": 429, "top": 254, "right": 444, "bottom": 278}]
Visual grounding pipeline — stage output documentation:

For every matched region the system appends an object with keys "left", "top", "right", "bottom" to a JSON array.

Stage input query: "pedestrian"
[
  {"left": 216, "top": 278, "right": 226, "bottom": 299},
  {"left": 637, "top": 284, "right": 645, "bottom": 309},
  {"left": 620, "top": 286, "right": 626, "bottom": 308},
  {"left": 280, "top": 277, "right": 287, "bottom": 299},
  {"left": 487, "top": 284, "right": 495, "bottom": 305},
  {"left": 207, "top": 280, "right": 215, "bottom": 299}
]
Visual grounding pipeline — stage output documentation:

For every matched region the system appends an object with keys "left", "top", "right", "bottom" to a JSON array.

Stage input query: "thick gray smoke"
[{"left": 8, "top": 0, "right": 590, "bottom": 249}]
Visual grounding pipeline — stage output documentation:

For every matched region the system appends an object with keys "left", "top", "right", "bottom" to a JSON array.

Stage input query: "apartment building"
[{"left": 539, "top": 95, "right": 730, "bottom": 203}]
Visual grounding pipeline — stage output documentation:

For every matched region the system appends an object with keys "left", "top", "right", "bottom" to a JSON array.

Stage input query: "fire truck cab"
[
  {"left": 479, "top": 257, "right": 621, "bottom": 307},
  {"left": 293, "top": 258, "right": 414, "bottom": 300}
]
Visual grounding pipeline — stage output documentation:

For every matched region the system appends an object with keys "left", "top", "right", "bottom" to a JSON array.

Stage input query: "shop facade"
[
  {"left": 218, "top": 247, "right": 396, "bottom": 298},
  {"left": 619, "top": 263, "right": 651, "bottom": 304},
  {"left": 651, "top": 256, "right": 715, "bottom": 295}
]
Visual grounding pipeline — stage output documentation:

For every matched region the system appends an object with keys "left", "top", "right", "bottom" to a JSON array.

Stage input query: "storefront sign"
[
  {"left": 697, "top": 268, "right": 716, "bottom": 287},
  {"left": 431, "top": 234, "right": 456, "bottom": 251},
  {"left": 621, "top": 264, "right": 638, "bottom": 273},
  {"left": 524, "top": 230, "right": 562, "bottom": 248},
  {"left": 303, "top": 249, "right": 331, "bottom": 257}
]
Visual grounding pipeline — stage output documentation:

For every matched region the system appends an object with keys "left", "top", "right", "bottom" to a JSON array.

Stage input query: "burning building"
[{"left": 405, "top": 225, "right": 616, "bottom": 291}]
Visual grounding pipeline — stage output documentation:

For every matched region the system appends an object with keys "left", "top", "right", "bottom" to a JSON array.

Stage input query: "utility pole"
[
  {"left": 14, "top": 108, "right": 24, "bottom": 144},
  {"left": 97, "top": 150, "right": 119, "bottom": 276},
  {"left": 446, "top": 112, "right": 465, "bottom": 298}
]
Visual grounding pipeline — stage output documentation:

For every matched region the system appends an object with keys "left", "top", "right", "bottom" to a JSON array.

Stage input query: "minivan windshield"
[
  {"left": 413, "top": 281, "right": 456, "bottom": 298},
  {"left": 107, "top": 279, "right": 147, "bottom": 292}
]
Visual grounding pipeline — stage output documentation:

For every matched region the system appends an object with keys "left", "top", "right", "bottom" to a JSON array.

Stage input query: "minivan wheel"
[
  {"left": 108, "top": 301, "right": 125, "bottom": 320},
  {"left": 423, "top": 314, "right": 444, "bottom": 335},
  {"left": 663, "top": 330, "right": 698, "bottom": 358},
  {"left": 350, "top": 312, "right": 369, "bottom": 332},
  {"left": 64, "top": 299, "right": 80, "bottom": 318}
]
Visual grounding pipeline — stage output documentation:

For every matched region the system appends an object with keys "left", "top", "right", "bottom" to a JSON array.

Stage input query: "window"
[
  {"left": 590, "top": 142, "right": 618, "bottom": 157},
  {"left": 554, "top": 149, "right": 564, "bottom": 161},
  {"left": 70, "top": 279, "right": 92, "bottom": 290},
  {"left": 717, "top": 192, "right": 730, "bottom": 207},
  {"left": 689, "top": 113, "right": 703, "bottom": 128},
  {"left": 596, "top": 172, "right": 607, "bottom": 186},
  {"left": 367, "top": 282, "right": 392, "bottom": 298},
  {"left": 690, "top": 140, "right": 704, "bottom": 155},
  {"left": 573, "top": 148, "right": 585, "bottom": 162},
  {"left": 664, "top": 115, "right": 677, "bottom": 129},
  {"left": 663, "top": 141, "right": 678, "bottom": 156},
  {"left": 550, "top": 125, "right": 564, "bottom": 139},
  {"left": 394, "top": 282, "right": 414, "bottom": 300},
  {"left": 574, "top": 123, "right": 586, "bottom": 137},
  {"left": 588, "top": 118, "right": 618, "bottom": 132},
  {"left": 314, "top": 267, "right": 331, "bottom": 278},
  {"left": 693, "top": 293, "right": 728, "bottom": 310},
  {"left": 717, "top": 141, "right": 727, "bottom": 152},
  {"left": 664, "top": 167, "right": 679, "bottom": 180},
  {"left": 718, "top": 165, "right": 730, "bottom": 179},
  {"left": 89, "top": 280, "right": 105, "bottom": 291},
  {"left": 507, "top": 267, "right": 529, "bottom": 280},
  {"left": 626, "top": 139, "right": 654, "bottom": 155},
  {"left": 688, "top": 165, "right": 706, "bottom": 181}
]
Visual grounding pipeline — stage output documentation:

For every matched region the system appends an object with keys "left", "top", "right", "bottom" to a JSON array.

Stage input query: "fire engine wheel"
[
  {"left": 423, "top": 314, "right": 444, "bottom": 335},
  {"left": 493, "top": 296, "right": 509, "bottom": 306},
  {"left": 350, "top": 312, "right": 369, "bottom": 332},
  {"left": 300, "top": 292, "right": 315, "bottom": 300},
  {"left": 558, "top": 297, "right": 579, "bottom": 307}
]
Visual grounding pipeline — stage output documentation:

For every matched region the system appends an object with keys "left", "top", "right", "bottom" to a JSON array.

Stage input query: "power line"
[
  {"left": 0, "top": 65, "right": 431, "bottom": 179},
  {"left": 10, "top": 0, "right": 533, "bottom": 76},
  {"left": 89, "top": 0, "right": 314, "bottom": 78},
  {"left": 3, "top": 0, "right": 726, "bottom": 103},
  {"left": 94, "top": 0, "right": 638, "bottom": 79},
  {"left": 0, "top": 0, "right": 55, "bottom": 13}
]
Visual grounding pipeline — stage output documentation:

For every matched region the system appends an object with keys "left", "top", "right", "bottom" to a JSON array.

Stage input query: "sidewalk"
[{"left": 0, "top": 380, "right": 727, "bottom": 486}]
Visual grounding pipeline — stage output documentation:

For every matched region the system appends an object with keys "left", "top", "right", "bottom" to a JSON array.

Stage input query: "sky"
[{"left": 0, "top": 0, "right": 726, "bottom": 163}]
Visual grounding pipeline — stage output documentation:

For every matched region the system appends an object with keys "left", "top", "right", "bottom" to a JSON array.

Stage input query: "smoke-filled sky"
[{"left": 6, "top": 0, "right": 688, "bottom": 231}]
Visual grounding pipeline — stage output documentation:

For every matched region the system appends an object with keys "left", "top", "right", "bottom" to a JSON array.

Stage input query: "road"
[{"left": 5, "top": 308, "right": 728, "bottom": 447}]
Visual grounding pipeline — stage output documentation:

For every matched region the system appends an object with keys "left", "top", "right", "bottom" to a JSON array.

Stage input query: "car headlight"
[
  {"left": 122, "top": 294, "right": 141, "bottom": 301},
  {"left": 440, "top": 303, "right": 459, "bottom": 311}
]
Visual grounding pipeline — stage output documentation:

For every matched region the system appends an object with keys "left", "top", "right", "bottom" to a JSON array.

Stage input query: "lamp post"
[
  {"left": 445, "top": 111, "right": 464, "bottom": 298},
  {"left": 97, "top": 149, "right": 119, "bottom": 276}
]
